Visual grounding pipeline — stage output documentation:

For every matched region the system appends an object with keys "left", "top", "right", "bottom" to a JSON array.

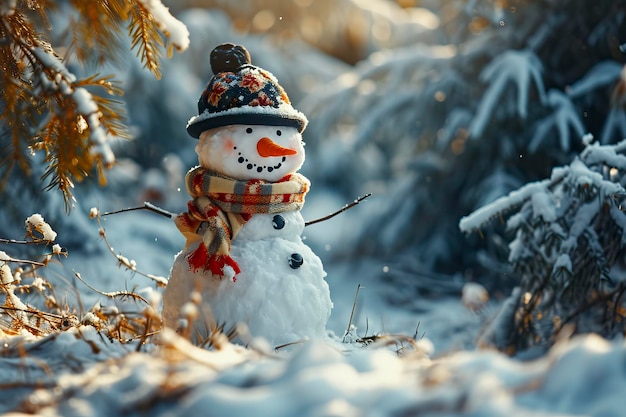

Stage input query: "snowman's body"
[
  {"left": 162, "top": 123, "right": 333, "bottom": 346},
  {"left": 163, "top": 211, "right": 332, "bottom": 345}
]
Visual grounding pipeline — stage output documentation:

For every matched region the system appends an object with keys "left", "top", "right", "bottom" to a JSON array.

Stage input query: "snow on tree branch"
[
  {"left": 470, "top": 49, "right": 546, "bottom": 138},
  {"left": 458, "top": 176, "right": 561, "bottom": 234},
  {"left": 0, "top": 1, "right": 191, "bottom": 208},
  {"left": 461, "top": 140, "right": 626, "bottom": 234},
  {"left": 137, "top": 0, "right": 190, "bottom": 52},
  {"left": 529, "top": 90, "right": 584, "bottom": 153},
  {"left": 462, "top": 138, "right": 626, "bottom": 351},
  {"left": 32, "top": 46, "right": 116, "bottom": 167},
  {"left": 566, "top": 61, "right": 623, "bottom": 98}
]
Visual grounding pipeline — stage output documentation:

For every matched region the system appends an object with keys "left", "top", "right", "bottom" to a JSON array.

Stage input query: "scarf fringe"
[{"left": 187, "top": 242, "right": 241, "bottom": 278}]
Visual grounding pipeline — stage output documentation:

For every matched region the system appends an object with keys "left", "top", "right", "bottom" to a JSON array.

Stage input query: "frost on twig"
[
  {"left": 461, "top": 139, "right": 626, "bottom": 353},
  {"left": 73, "top": 272, "right": 148, "bottom": 305},
  {"left": 0, "top": 215, "right": 75, "bottom": 338},
  {"left": 72, "top": 272, "right": 162, "bottom": 346},
  {"left": 0, "top": 212, "right": 163, "bottom": 347}
]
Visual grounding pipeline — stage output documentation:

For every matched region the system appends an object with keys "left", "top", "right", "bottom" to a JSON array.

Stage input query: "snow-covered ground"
[
  {"left": 3, "top": 308, "right": 626, "bottom": 416},
  {"left": 2, "top": 193, "right": 626, "bottom": 416}
]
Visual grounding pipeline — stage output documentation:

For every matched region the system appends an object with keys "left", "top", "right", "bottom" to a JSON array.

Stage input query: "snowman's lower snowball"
[{"left": 163, "top": 212, "right": 333, "bottom": 347}]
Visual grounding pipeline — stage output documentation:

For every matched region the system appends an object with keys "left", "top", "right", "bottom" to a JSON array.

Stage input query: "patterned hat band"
[{"left": 186, "top": 44, "right": 308, "bottom": 138}]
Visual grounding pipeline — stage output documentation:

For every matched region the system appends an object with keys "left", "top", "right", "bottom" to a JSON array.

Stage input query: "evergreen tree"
[
  {"left": 301, "top": 0, "right": 626, "bottom": 304},
  {"left": 461, "top": 138, "right": 626, "bottom": 354}
]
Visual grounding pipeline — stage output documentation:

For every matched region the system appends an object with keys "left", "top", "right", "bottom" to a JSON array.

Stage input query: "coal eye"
[
  {"left": 276, "top": 130, "right": 282, "bottom": 136},
  {"left": 246, "top": 128, "right": 253, "bottom": 134}
]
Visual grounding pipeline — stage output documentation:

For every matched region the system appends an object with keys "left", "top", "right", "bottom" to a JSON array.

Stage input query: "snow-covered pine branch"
[
  {"left": 31, "top": 46, "right": 116, "bottom": 168},
  {"left": 0, "top": 0, "right": 190, "bottom": 209},
  {"left": 469, "top": 49, "right": 546, "bottom": 139},
  {"left": 458, "top": 176, "right": 560, "bottom": 235},
  {"left": 528, "top": 90, "right": 584, "bottom": 153},
  {"left": 461, "top": 138, "right": 626, "bottom": 352},
  {"left": 295, "top": 0, "right": 626, "bottom": 310},
  {"left": 137, "top": 0, "right": 190, "bottom": 52}
]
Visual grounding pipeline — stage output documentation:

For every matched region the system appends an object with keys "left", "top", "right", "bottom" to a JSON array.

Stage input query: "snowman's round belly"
[
  {"left": 208, "top": 237, "right": 332, "bottom": 345},
  {"left": 162, "top": 209, "right": 334, "bottom": 346}
]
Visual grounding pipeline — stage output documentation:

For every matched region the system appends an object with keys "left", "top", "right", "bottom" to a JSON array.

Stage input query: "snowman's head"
[{"left": 196, "top": 124, "right": 305, "bottom": 182}]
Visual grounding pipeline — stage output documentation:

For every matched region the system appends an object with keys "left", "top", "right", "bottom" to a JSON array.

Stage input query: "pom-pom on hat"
[{"left": 186, "top": 43, "right": 308, "bottom": 138}]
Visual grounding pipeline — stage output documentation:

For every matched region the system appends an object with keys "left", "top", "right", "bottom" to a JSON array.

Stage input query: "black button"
[
  {"left": 272, "top": 215, "right": 285, "bottom": 230},
  {"left": 288, "top": 253, "right": 304, "bottom": 269}
]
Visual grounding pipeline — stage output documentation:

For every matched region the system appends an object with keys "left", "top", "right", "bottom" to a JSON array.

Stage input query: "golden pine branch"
[{"left": 0, "top": 0, "right": 189, "bottom": 209}]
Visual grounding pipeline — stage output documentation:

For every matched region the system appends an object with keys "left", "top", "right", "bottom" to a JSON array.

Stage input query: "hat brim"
[{"left": 186, "top": 105, "right": 308, "bottom": 138}]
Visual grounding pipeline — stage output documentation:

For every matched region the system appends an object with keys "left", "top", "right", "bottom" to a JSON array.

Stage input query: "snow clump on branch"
[
  {"left": 138, "top": 0, "right": 190, "bottom": 51},
  {"left": 25, "top": 213, "right": 57, "bottom": 242}
]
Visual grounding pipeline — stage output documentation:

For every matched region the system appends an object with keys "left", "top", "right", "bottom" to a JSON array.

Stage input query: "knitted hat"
[{"left": 186, "top": 43, "right": 308, "bottom": 139}]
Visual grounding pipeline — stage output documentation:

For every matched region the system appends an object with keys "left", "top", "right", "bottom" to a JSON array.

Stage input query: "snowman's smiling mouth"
[{"left": 234, "top": 146, "right": 287, "bottom": 173}]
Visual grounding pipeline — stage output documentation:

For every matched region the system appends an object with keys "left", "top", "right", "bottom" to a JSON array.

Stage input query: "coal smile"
[{"left": 234, "top": 146, "right": 287, "bottom": 173}]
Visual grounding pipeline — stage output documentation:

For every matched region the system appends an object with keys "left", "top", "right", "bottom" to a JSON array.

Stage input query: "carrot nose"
[{"left": 256, "top": 137, "right": 297, "bottom": 157}]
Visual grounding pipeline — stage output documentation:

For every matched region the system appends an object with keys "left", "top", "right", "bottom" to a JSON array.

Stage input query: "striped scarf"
[{"left": 175, "top": 166, "right": 310, "bottom": 279}]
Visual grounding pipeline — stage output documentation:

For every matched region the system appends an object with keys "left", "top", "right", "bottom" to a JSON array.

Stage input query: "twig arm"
[
  {"left": 101, "top": 202, "right": 175, "bottom": 219},
  {"left": 305, "top": 193, "right": 371, "bottom": 227}
]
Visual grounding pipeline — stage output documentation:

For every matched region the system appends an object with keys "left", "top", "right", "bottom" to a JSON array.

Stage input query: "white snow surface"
[
  {"left": 3, "top": 323, "right": 626, "bottom": 416},
  {"left": 3, "top": 203, "right": 626, "bottom": 416}
]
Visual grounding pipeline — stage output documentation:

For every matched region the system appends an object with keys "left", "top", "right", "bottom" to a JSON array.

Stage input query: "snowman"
[{"left": 162, "top": 43, "right": 333, "bottom": 347}]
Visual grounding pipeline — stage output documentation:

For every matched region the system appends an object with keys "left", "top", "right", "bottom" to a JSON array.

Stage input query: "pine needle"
[{"left": 128, "top": 2, "right": 164, "bottom": 79}]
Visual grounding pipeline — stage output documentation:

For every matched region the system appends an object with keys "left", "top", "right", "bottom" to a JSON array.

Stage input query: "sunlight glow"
[
  {"left": 252, "top": 9, "right": 276, "bottom": 31},
  {"left": 407, "top": 7, "right": 440, "bottom": 30}
]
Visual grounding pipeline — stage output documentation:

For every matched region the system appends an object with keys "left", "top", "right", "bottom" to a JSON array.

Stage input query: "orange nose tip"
[{"left": 256, "top": 137, "right": 297, "bottom": 157}]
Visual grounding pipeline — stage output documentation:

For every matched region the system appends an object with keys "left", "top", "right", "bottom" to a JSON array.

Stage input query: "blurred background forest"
[{"left": 2, "top": 0, "right": 626, "bottom": 354}]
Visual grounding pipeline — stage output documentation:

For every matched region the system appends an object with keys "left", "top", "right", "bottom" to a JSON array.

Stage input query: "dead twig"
[
  {"left": 342, "top": 284, "right": 362, "bottom": 343},
  {"left": 0, "top": 238, "right": 47, "bottom": 245},
  {"left": 92, "top": 211, "right": 168, "bottom": 287},
  {"left": 0, "top": 255, "right": 45, "bottom": 267},
  {"left": 274, "top": 338, "right": 308, "bottom": 352},
  {"left": 358, "top": 334, "right": 420, "bottom": 353},
  {"left": 73, "top": 271, "right": 149, "bottom": 304}
]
